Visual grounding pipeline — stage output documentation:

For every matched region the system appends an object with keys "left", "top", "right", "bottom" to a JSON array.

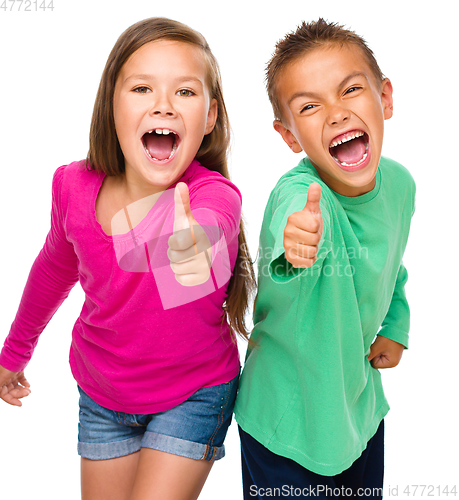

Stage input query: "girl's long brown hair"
[{"left": 87, "top": 17, "right": 255, "bottom": 340}]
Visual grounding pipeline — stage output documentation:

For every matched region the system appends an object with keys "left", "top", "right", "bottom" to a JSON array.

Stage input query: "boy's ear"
[
  {"left": 381, "top": 78, "right": 394, "bottom": 120},
  {"left": 273, "top": 121, "right": 303, "bottom": 153}
]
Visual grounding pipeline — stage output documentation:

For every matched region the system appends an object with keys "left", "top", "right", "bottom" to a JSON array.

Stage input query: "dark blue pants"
[{"left": 239, "top": 420, "right": 384, "bottom": 499}]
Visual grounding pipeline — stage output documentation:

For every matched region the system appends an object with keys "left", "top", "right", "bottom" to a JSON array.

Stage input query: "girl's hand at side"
[
  {"left": 0, "top": 364, "right": 31, "bottom": 406},
  {"left": 168, "top": 183, "right": 212, "bottom": 287}
]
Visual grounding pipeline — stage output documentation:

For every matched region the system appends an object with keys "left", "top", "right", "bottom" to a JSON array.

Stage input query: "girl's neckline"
[{"left": 91, "top": 160, "right": 199, "bottom": 241}]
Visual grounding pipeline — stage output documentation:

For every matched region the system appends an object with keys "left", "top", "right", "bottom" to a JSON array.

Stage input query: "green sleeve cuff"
[
  {"left": 378, "top": 325, "right": 409, "bottom": 349},
  {"left": 268, "top": 195, "right": 331, "bottom": 284},
  {"left": 269, "top": 236, "right": 330, "bottom": 283}
]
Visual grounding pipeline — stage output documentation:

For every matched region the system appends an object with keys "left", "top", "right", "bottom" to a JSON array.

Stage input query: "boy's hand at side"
[
  {"left": 168, "top": 182, "right": 212, "bottom": 286},
  {"left": 0, "top": 364, "right": 31, "bottom": 406},
  {"left": 368, "top": 335, "right": 404, "bottom": 369},
  {"left": 284, "top": 183, "right": 323, "bottom": 268}
]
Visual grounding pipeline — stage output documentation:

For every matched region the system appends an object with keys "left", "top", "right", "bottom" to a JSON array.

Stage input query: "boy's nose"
[{"left": 326, "top": 105, "right": 350, "bottom": 126}]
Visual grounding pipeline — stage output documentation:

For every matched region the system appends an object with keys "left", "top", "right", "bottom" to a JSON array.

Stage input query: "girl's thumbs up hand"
[
  {"left": 168, "top": 183, "right": 212, "bottom": 286},
  {"left": 283, "top": 183, "right": 323, "bottom": 268},
  {"left": 172, "top": 182, "right": 194, "bottom": 233}
]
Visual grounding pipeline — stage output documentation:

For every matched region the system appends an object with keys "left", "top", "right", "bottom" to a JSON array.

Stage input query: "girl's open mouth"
[
  {"left": 142, "top": 128, "right": 179, "bottom": 163},
  {"left": 329, "top": 130, "right": 370, "bottom": 171}
]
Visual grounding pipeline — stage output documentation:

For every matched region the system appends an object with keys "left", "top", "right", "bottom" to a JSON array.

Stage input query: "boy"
[{"left": 234, "top": 19, "right": 415, "bottom": 499}]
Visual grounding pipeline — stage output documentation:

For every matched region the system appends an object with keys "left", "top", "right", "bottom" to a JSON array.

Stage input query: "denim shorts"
[{"left": 77, "top": 374, "right": 238, "bottom": 461}]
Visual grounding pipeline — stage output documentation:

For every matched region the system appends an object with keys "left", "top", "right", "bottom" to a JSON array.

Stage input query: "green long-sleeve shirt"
[{"left": 234, "top": 156, "right": 415, "bottom": 476}]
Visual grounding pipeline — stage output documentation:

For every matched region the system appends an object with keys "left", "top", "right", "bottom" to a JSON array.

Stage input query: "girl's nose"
[
  {"left": 149, "top": 94, "right": 176, "bottom": 117},
  {"left": 326, "top": 105, "right": 350, "bottom": 126}
]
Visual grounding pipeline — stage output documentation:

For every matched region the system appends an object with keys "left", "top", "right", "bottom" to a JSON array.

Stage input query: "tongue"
[
  {"left": 143, "top": 133, "right": 174, "bottom": 161},
  {"left": 332, "top": 136, "right": 366, "bottom": 164}
]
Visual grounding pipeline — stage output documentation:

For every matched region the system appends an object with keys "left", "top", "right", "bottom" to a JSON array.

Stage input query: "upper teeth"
[
  {"left": 330, "top": 131, "right": 364, "bottom": 148},
  {"left": 148, "top": 128, "right": 174, "bottom": 135}
]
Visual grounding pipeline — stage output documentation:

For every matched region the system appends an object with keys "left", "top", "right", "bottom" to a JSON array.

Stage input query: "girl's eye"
[
  {"left": 177, "top": 89, "right": 194, "bottom": 97},
  {"left": 133, "top": 86, "right": 150, "bottom": 94}
]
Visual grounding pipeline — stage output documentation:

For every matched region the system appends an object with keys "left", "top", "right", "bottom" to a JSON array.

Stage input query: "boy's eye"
[
  {"left": 300, "top": 104, "right": 316, "bottom": 113},
  {"left": 344, "top": 86, "right": 362, "bottom": 95},
  {"left": 176, "top": 89, "right": 195, "bottom": 97},
  {"left": 133, "top": 86, "right": 150, "bottom": 94}
]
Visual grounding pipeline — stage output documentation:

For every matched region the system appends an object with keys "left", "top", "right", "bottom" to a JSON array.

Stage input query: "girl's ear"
[
  {"left": 273, "top": 121, "right": 303, "bottom": 153},
  {"left": 205, "top": 99, "right": 218, "bottom": 135},
  {"left": 381, "top": 78, "right": 394, "bottom": 120}
]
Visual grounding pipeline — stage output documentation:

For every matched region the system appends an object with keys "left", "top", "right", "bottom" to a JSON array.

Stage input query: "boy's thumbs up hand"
[
  {"left": 303, "top": 182, "right": 322, "bottom": 216},
  {"left": 168, "top": 183, "right": 212, "bottom": 286},
  {"left": 283, "top": 183, "right": 323, "bottom": 268}
]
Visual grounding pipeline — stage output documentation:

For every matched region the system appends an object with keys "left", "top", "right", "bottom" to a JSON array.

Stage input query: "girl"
[{"left": 0, "top": 17, "right": 255, "bottom": 500}]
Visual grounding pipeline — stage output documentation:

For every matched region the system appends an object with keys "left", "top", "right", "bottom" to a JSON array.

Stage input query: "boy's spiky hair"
[{"left": 266, "top": 18, "right": 385, "bottom": 122}]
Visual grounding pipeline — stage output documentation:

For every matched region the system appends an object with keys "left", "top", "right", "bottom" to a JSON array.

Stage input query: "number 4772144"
[
  {"left": 402, "top": 485, "right": 457, "bottom": 497},
  {"left": 0, "top": 1, "right": 55, "bottom": 11}
]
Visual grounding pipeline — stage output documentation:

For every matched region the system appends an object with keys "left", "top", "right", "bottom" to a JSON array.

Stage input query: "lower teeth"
[
  {"left": 339, "top": 152, "right": 367, "bottom": 167},
  {"left": 144, "top": 142, "right": 177, "bottom": 162},
  {"left": 333, "top": 142, "right": 369, "bottom": 167}
]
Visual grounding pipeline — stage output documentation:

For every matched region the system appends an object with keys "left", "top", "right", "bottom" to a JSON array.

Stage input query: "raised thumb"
[
  {"left": 303, "top": 182, "right": 322, "bottom": 215},
  {"left": 173, "top": 182, "right": 192, "bottom": 232}
]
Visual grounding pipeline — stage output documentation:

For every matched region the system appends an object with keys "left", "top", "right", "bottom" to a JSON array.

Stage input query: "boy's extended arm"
[{"left": 268, "top": 181, "right": 331, "bottom": 283}]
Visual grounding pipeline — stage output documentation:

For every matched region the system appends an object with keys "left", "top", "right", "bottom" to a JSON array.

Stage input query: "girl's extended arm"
[{"left": 0, "top": 167, "right": 79, "bottom": 385}]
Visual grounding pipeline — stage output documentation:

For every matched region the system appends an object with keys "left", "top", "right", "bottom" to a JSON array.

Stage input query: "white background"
[{"left": 1, "top": 0, "right": 458, "bottom": 498}]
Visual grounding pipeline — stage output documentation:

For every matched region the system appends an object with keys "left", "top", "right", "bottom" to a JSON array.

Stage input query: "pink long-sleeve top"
[{"left": 0, "top": 159, "right": 241, "bottom": 413}]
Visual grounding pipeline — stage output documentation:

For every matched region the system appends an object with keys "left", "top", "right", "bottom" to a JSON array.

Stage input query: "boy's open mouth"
[
  {"left": 142, "top": 128, "right": 179, "bottom": 162},
  {"left": 329, "top": 130, "right": 369, "bottom": 169}
]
